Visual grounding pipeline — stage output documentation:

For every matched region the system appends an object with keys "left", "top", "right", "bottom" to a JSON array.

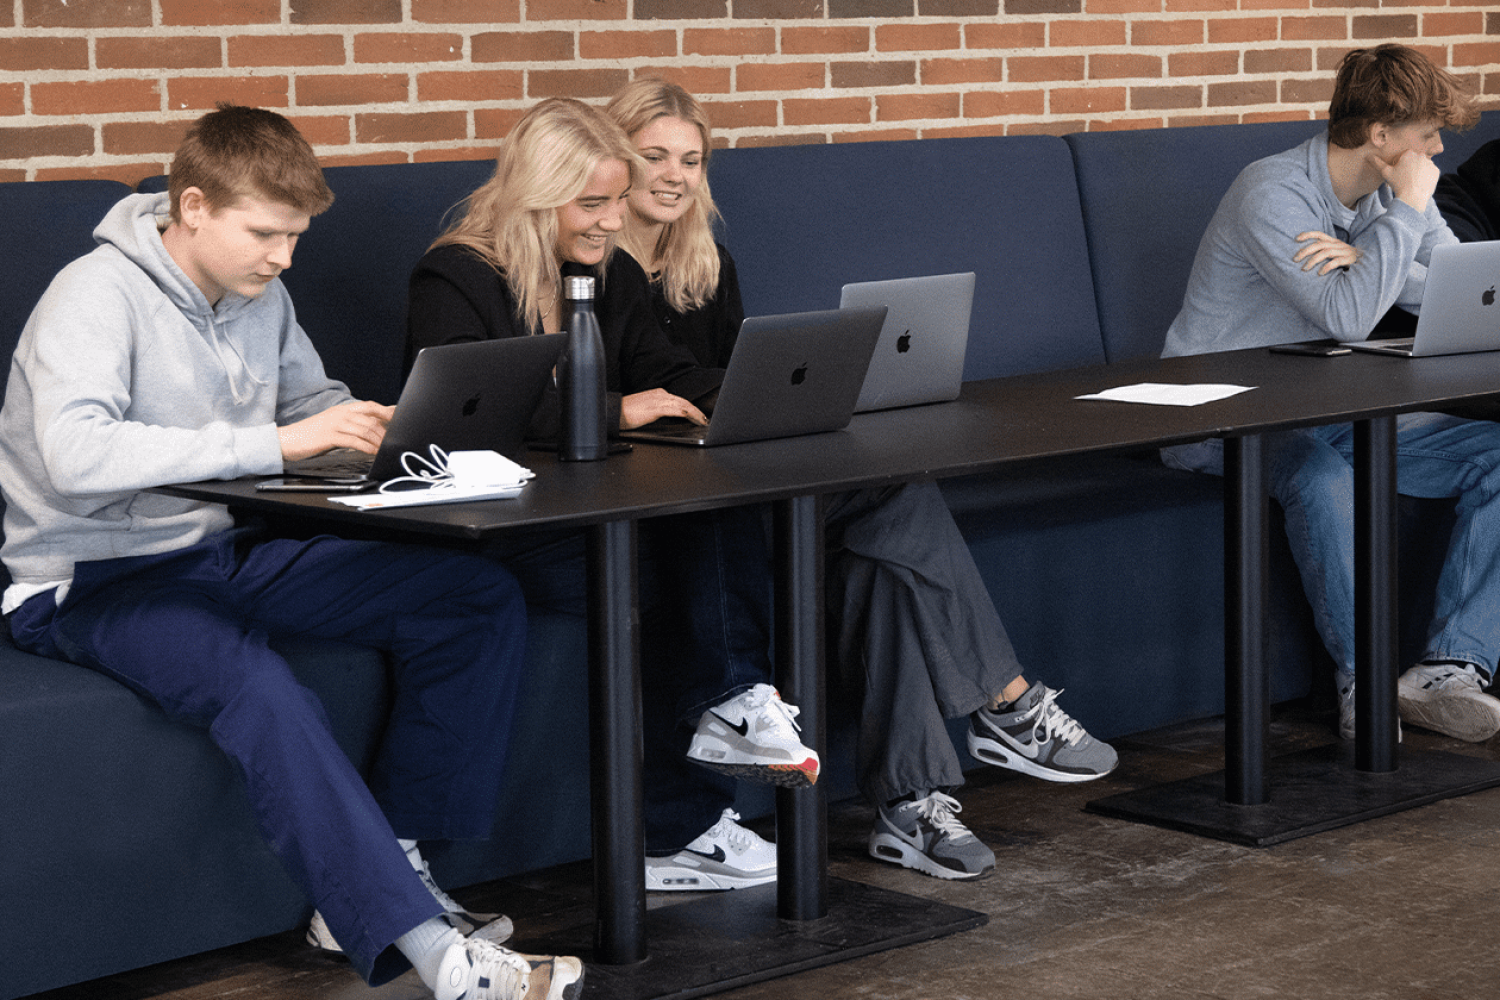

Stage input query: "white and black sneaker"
[
  {"left": 645, "top": 808, "right": 777, "bottom": 891},
  {"left": 433, "top": 936, "right": 584, "bottom": 1000},
  {"left": 868, "top": 790, "right": 994, "bottom": 880},
  {"left": 307, "top": 846, "right": 512, "bottom": 955},
  {"left": 1398, "top": 661, "right": 1500, "bottom": 743},
  {"left": 686, "top": 684, "right": 820, "bottom": 787},
  {"left": 967, "top": 681, "right": 1117, "bottom": 782}
]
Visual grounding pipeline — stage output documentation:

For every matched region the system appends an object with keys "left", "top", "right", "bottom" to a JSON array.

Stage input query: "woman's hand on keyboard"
[
  {"left": 278, "top": 400, "right": 396, "bottom": 462},
  {"left": 619, "top": 389, "right": 707, "bottom": 431}
]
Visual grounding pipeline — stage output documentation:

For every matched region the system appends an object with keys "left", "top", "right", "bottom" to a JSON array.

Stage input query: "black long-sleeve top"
[
  {"left": 1435, "top": 139, "right": 1500, "bottom": 244},
  {"left": 645, "top": 244, "right": 745, "bottom": 369},
  {"left": 407, "top": 244, "right": 723, "bottom": 438}
]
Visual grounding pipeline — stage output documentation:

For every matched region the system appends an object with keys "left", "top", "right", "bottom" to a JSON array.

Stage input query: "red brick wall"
[{"left": 1, "top": 0, "right": 1497, "bottom": 183}]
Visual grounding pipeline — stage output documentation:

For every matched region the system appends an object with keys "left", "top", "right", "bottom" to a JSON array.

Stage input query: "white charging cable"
[{"left": 378, "top": 445, "right": 532, "bottom": 495}]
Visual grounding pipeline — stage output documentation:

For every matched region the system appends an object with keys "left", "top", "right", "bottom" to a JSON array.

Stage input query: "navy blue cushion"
[
  {"left": 1433, "top": 109, "right": 1500, "bottom": 174},
  {"left": 1065, "top": 119, "right": 1325, "bottom": 364},
  {"left": 710, "top": 136, "right": 1105, "bottom": 381}
]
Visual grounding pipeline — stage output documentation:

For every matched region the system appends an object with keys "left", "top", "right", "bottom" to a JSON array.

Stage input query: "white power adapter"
[{"left": 444, "top": 449, "right": 530, "bottom": 486}]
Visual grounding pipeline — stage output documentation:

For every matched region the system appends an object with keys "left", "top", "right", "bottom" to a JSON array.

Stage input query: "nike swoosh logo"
[
  {"left": 686, "top": 845, "right": 728, "bottom": 863},
  {"left": 710, "top": 711, "right": 750, "bottom": 737}
]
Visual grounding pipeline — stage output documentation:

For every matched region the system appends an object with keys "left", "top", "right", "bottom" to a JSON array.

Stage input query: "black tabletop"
[{"left": 153, "top": 346, "right": 1500, "bottom": 539}]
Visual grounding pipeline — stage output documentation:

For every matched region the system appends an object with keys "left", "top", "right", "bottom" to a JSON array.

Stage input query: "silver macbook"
[
  {"left": 1349, "top": 241, "right": 1500, "bottom": 357},
  {"left": 285, "top": 333, "right": 565, "bottom": 483},
  {"left": 620, "top": 306, "right": 886, "bottom": 447},
  {"left": 840, "top": 272, "right": 974, "bottom": 411}
]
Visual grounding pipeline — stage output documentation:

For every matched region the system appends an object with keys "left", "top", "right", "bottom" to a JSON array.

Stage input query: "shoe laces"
[
  {"left": 743, "top": 684, "right": 803, "bottom": 737},
  {"left": 1417, "top": 663, "right": 1482, "bottom": 692},
  {"left": 413, "top": 854, "right": 465, "bottom": 915},
  {"left": 1027, "top": 687, "right": 1086, "bottom": 747},
  {"left": 707, "top": 809, "right": 758, "bottom": 852},
  {"left": 457, "top": 938, "right": 530, "bottom": 1000},
  {"left": 913, "top": 791, "right": 974, "bottom": 842}
]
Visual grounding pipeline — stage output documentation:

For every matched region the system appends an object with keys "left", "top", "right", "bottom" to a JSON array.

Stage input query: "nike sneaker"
[
  {"left": 686, "top": 684, "right": 820, "bottom": 787},
  {"left": 868, "top": 790, "right": 994, "bottom": 880},
  {"left": 967, "top": 681, "right": 1116, "bottom": 782},
  {"left": 645, "top": 808, "right": 777, "bottom": 891}
]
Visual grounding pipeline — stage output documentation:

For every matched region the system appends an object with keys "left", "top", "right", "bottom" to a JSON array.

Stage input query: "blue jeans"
[
  {"left": 1163, "top": 411, "right": 1500, "bottom": 683},
  {"left": 9, "top": 526, "right": 528, "bottom": 986}
]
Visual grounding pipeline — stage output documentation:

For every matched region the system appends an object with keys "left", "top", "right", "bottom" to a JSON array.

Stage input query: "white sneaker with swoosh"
[
  {"left": 645, "top": 808, "right": 777, "bottom": 891},
  {"left": 686, "top": 684, "right": 820, "bottom": 787}
]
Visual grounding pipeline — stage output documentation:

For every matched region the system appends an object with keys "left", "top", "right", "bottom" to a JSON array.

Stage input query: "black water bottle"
[{"left": 559, "top": 275, "right": 607, "bottom": 461}]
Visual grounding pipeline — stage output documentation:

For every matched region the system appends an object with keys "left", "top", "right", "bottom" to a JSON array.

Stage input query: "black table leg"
[
  {"left": 771, "top": 494, "right": 827, "bottom": 922},
  {"left": 1353, "top": 416, "right": 1399, "bottom": 773},
  {"left": 564, "top": 499, "right": 985, "bottom": 999},
  {"left": 587, "top": 519, "right": 647, "bottom": 965},
  {"left": 1088, "top": 421, "right": 1500, "bottom": 846},
  {"left": 1224, "top": 433, "right": 1270, "bottom": 806}
]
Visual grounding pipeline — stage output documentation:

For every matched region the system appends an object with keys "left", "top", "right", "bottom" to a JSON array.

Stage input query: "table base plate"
[
  {"left": 526, "top": 876, "right": 986, "bottom": 1000},
  {"left": 1085, "top": 743, "right": 1500, "bottom": 847}
]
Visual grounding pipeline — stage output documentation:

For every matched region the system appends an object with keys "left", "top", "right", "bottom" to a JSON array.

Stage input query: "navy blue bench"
[{"left": 4, "top": 110, "right": 1497, "bottom": 997}]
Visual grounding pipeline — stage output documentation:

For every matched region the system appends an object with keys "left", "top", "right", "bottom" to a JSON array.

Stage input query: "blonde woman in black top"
[{"left": 608, "top": 79, "right": 1120, "bottom": 883}]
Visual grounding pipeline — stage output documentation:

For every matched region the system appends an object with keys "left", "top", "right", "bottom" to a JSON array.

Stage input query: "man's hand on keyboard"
[{"left": 278, "top": 400, "right": 395, "bottom": 462}]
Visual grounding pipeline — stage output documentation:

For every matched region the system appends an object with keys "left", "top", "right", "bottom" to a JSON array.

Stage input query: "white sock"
[{"left": 395, "top": 915, "right": 462, "bottom": 993}]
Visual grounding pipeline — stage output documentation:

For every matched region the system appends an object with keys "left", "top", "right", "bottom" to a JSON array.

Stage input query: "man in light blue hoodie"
[
  {"left": 0, "top": 106, "right": 581, "bottom": 1000},
  {"left": 1162, "top": 45, "right": 1500, "bottom": 748}
]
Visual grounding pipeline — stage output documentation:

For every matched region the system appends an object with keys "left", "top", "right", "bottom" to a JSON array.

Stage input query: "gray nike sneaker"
[
  {"left": 967, "top": 681, "right": 1117, "bottom": 782},
  {"left": 868, "top": 790, "right": 994, "bottom": 880}
]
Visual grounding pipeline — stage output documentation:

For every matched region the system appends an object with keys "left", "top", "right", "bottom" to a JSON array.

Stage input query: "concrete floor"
[{"left": 32, "top": 702, "right": 1500, "bottom": 1000}]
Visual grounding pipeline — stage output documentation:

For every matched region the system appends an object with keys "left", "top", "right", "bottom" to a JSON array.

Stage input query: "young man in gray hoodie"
[
  {"left": 0, "top": 106, "right": 581, "bottom": 1000},
  {"left": 1161, "top": 44, "right": 1500, "bottom": 747}
]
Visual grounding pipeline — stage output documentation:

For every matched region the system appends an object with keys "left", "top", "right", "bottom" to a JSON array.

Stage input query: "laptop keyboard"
[
  {"left": 285, "top": 448, "right": 375, "bottom": 478},
  {"left": 640, "top": 417, "right": 709, "bottom": 441}
]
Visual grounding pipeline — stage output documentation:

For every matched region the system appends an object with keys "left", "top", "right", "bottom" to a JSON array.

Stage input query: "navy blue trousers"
[{"left": 10, "top": 526, "right": 527, "bottom": 986}]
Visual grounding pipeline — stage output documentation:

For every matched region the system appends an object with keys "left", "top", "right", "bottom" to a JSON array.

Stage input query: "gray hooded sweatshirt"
[{"left": 0, "top": 192, "right": 351, "bottom": 608}]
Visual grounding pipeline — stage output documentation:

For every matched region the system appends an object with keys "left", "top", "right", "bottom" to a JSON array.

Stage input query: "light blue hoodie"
[{"left": 0, "top": 192, "right": 351, "bottom": 605}]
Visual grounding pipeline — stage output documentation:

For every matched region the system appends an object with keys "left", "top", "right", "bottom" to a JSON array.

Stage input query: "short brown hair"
[
  {"left": 167, "top": 104, "right": 333, "bottom": 222},
  {"left": 1327, "top": 44, "right": 1478, "bottom": 149}
]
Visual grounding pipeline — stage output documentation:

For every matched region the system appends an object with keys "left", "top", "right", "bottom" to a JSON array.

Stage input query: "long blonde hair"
[
  {"left": 606, "top": 79, "right": 722, "bottom": 314},
  {"left": 433, "top": 98, "right": 641, "bottom": 331}
]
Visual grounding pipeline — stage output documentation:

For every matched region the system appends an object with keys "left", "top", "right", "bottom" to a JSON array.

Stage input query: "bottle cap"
[{"left": 565, "top": 275, "right": 596, "bottom": 301}]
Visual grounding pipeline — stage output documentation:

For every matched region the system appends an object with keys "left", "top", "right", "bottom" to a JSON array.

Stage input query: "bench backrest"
[
  {"left": 709, "top": 135, "right": 1106, "bottom": 381},
  {"left": 1065, "top": 118, "right": 1325, "bottom": 364}
]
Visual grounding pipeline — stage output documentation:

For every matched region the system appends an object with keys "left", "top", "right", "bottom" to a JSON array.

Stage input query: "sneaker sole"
[
  {"left": 867, "top": 831, "right": 991, "bottom": 881},
  {"left": 686, "top": 755, "right": 819, "bottom": 787},
  {"left": 1398, "top": 688, "right": 1500, "bottom": 743},
  {"left": 645, "top": 864, "right": 776, "bottom": 891},
  {"left": 966, "top": 730, "right": 1114, "bottom": 783}
]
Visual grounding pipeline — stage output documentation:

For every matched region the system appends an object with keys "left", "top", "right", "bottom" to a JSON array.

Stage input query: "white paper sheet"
[{"left": 1075, "top": 383, "right": 1256, "bottom": 407}]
